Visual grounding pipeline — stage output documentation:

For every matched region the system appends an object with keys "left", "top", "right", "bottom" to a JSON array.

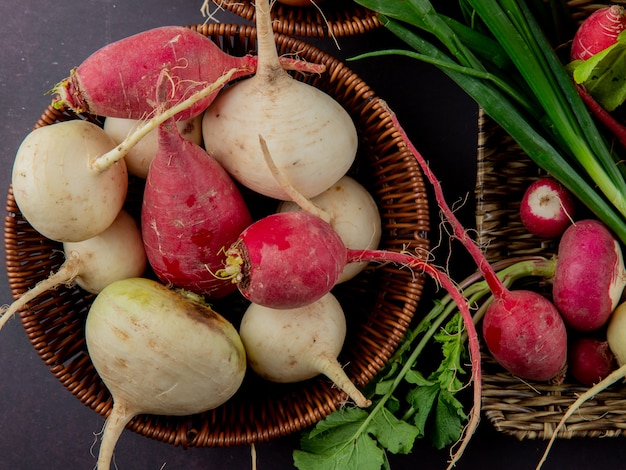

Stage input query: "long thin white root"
[
  {"left": 535, "top": 362, "right": 626, "bottom": 469},
  {"left": 0, "top": 252, "right": 82, "bottom": 331}
]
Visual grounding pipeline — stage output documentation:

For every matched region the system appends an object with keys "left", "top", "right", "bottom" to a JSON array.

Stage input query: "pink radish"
[
  {"left": 141, "top": 75, "right": 253, "bottom": 298},
  {"left": 0, "top": 210, "right": 146, "bottom": 331},
  {"left": 570, "top": 5, "right": 626, "bottom": 61},
  {"left": 519, "top": 177, "right": 576, "bottom": 238},
  {"left": 552, "top": 219, "right": 626, "bottom": 331},
  {"left": 239, "top": 293, "right": 370, "bottom": 408},
  {"left": 568, "top": 336, "right": 615, "bottom": 385},
  {"left": 54, "top": 25, "right": 325, "bottom": 120}
]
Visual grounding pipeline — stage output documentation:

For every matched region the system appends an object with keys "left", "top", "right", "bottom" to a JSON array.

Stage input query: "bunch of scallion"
[{"left": 352, "top": 0, "right": 626, "bottom": 245}]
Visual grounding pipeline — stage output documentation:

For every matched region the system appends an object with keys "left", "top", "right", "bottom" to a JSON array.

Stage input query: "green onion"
[{"left": 354, "top": 0, "right": 626, "bottom": 244}]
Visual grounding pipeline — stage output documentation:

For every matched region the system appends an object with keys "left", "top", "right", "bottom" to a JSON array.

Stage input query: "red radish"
[
  {"left": 141, "top": 76, "right": 253, "bottom": 298},
  {"left": 552, "top": 219, "right": 626, "bottom": 331},
  {"left": 218, "top": 211, "right": 346, "bottom": 308},
  {"left": 568, "top": 336, "right": 615, "bottom": 385},
  {"left": 239, "top": 293, "right": 370, "bottom": 408},
  {"left": 0, "top": 210, "right": 146, "bottom": 331},
  {"left": 570, "top": 6, "right": 626, "bottom": 61},
  {"left": 519, "top": 177, "right": 576, "bottom": 238},
  {"left": 202, "top": 0, "right": 358, "bottom": 200},
  {"left": 54, "top": 26, "right": 325, "bottom": 120}
]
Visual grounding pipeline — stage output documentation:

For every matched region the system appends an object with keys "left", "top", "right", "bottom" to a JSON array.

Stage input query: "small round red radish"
[
  {"left": 482, "top": 290, "right": 568, "bottom": 382},
  {"left": 218, "top": 211, "right": 346, "bottom": 309},
  {"left": 570, "top": 5, "right": 626, "bottom": 61},
  {"left": 568, "top": 336, "right": 615, "bottom": 386},
  {"left": 553, "top": 219, "right": 626, "bottom": 332},
  {"left": 519, "top": 177, "right": 576, "bottom": 238}
]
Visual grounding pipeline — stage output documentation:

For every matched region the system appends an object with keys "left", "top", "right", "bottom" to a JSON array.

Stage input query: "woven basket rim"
[
  {"left": 4, "top": 23, "right": 429, "bottom": 448},
  {"left": 208, "top": 0, "right": 381, "bottom": 37}
]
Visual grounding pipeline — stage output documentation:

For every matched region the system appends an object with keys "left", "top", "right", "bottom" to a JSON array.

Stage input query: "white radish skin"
[
  {"left": 278, "top": 175, "right": 381, "bottom": 282},
  {"left": 85, "top": 277, "right": 246, "bottom": 470},
  {"left": 239, "top": 292, "right": 371, "bottom": 408},
  {"left": 104, "top": 115, "right": 203, "bottom": 178},
  {"left": 201, "top": 0, "right": 358, "bottom": 200},
  {"left": 0, "top": 210, "right": 146, "bottom": 331},
  {"left": 606, "top": 301, "right": 626, "bottom": 365},
  {"left": 11, "top": 120, "right": 128, "bottom": 242}
]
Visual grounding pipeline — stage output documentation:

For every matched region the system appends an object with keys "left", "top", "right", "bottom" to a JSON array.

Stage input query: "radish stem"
[{"left": 91, "top": 67, "right": 241, "bottom": 173}]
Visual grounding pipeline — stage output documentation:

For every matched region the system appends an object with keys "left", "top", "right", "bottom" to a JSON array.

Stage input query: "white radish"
[
  {"left": 85, "top": 277, "right": 246, "bottom": 470},
  {"left": 201, "top": 0, "right": 358, "bottom": 200},
  {"left": 11, "top": 120, "right": 128, "bottom": 242},
  {"left": 278, "top": 175, "right": 381, "bottom": 282},
  {"left": 0, "top": 210, "right": 146, "bottom": 331},
  {"left": 239, "top": 292, "right": 371, "bottom": 408},
  {"left": 103, "top": 115, "right": 203, "bottom": 178}
]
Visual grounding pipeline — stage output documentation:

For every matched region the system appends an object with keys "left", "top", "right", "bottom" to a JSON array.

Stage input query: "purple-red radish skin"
[
  {"left": 519, "top": 177, "right": 575, "bottom": 239},
  {"left": 482, "top": 290, "right": 568, "bottom": 382},
  {"left": 141, "top": 115, "right": 252, "bottom": 299},
  {"left": 570, "top": 6, "right": 626, "bottom": 61},
  {"left": 223, "top": 211, "right": 346, "bottom": 309},
  {"left": 55, "top": 26, "right": 325, "bottom": 121},
  {"left": 553, "top": 219, "right": 626, "bottom": 332},
  {"left": 568, "top": 336, "right": 615, "bottom": 385}
]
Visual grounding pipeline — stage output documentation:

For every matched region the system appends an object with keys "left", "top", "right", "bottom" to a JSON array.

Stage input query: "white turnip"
[
  {"left": 201, "top": 0, "right": 358, "bottom": 200},
  {"left": 11, "top": 119, "right": 128, "bottom": 243},
  {"left": 85, "top": 277, "right": 246, "bottom": 470},
  {"left": 552, "top": 219, "right": 626, "bottom": 331},
  {"left": 0, "top": 210, "right": 146, "bottom": 331},
  {"left": 239, "top": 292, "right": 370, "bottom": 408}
]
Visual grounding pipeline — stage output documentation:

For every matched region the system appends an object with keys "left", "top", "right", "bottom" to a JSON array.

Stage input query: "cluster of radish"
[
  {"left": 4, "top": 1, "right": 437, "bottom": 468},
  {"left": 485, "top": 176, "right": 626, "bottom": 387}
]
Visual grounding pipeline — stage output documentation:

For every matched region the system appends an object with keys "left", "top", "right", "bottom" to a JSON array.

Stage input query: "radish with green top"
[
  {"left": 239, "top": 292, "right": 370, "bottom": 408},
  {"left": 201, "top": 0, "right": 358, "bottom": 200},
  {"left": 85, "top": 277, "right": 246, "bottom": 470}
]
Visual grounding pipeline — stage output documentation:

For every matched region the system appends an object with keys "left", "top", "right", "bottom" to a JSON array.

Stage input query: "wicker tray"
[
  {"left": 475, "top": 0, "right": 626, "bottom": 439},
  {"left": 207, "top": 0, "right": 380, "bottom": 37},
  {"left": 4, "top": 24, "right": 429, "bottom": 448}
]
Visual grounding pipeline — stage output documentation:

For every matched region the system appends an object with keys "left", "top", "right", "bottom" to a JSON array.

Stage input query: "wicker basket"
[
  {"left": 476, "top": 0, "right": 626, "bottom": 440},
  {"left": 4, "top": 24, "right": 430, "bottom": 448},
  {"left": 207, "top": 0, "right": 380, "bottom": 37}
]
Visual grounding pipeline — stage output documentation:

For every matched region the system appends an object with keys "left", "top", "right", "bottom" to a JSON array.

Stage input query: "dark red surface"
[{"left": 2, "top": 1, "right": 625, "bottom": 469}]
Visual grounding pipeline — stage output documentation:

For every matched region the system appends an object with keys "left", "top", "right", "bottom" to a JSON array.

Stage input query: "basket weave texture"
[
  {"left": 476, "top": 0, "right": 626, "bottom": 441},
  {"left": 4, "top": 24, "right": 430, "bottom": 447},
  {"left": 208, "top": 0, "right": 380, "bottom": 37}
]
